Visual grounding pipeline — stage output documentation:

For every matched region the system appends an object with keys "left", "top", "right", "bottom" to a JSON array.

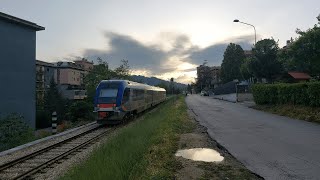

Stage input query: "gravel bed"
[{"left": 0, "top": 122, "right": 99, "bottom": 166}]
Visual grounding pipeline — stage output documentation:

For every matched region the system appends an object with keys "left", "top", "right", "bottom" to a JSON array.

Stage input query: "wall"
[
  {"left": 237, "top": 93, "right": 254, "bottom": 102},
  {"left": 0, "top": 20, "right": 36, "bottom": 128},
  {"left": 213, "top": 93, "right": 237, "bottom": 103}
]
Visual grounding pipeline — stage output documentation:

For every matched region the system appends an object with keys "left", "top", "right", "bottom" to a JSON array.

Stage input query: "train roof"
[{"left": 100, "top": 80, "right": 166, "bottom": 92}]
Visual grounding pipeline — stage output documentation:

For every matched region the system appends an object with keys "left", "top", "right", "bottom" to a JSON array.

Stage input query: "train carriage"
[{"left": 94, "top": 80, "right": 166, "bottom": 124}]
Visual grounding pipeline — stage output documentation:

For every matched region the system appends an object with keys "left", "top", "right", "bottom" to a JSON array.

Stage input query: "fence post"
[{"left": 52, "top": 111, "right": 57, "bottom": 134}]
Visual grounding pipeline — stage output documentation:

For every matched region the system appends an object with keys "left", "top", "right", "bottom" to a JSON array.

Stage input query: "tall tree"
[
  {"left": 220, "top": 43, "right": 245, "bottom": 83},
  {"left": 43, "top": 78, "right": 67, "bottom": 120},
  {"left": 248, "top": 39, "right": 283, "bottom": 82},
  {"left": 114, "top": 59, "right": 131, "bottom": 79},
  {"left": 240, "top": 58, "right": 253, "bottom": 80},
  {"left": 84, "top": 57, "right": 113, "bottom": 102},
  {"left": 281, "top": 24, "right": 320, "bottom": 76}
]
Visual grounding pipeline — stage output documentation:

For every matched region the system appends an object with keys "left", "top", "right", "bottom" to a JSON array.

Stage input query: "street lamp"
[{"left": 233, "top": 19, "right": 256, "bottom": 45}]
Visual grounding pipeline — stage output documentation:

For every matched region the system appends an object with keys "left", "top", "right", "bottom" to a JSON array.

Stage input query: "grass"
[
  {"left": 253, "top": 104, "right": 320, "bottom": 124},
  {"left": 61, "top": 95, "right": 194, "bottom": 180}
]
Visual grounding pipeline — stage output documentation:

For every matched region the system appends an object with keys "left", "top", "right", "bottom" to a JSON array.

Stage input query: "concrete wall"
[
  {"left": 237, "top": 93, "right": 254, "bottom": 102},
  {"left": 213, "top": 93, "right": 237, "bottom": 103},
  {"left": 0, "top": 20, "right": 36, "bottom": 128}
]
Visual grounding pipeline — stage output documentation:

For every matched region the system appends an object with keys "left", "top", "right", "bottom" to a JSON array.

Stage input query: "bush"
[
  {"left": 252, "top": 82, "right": 320, "bottom": 107},
  {"left": 0, "top": 114, "right": 35, "bottom": 151},
  {"left": 67, "top": 101, "right": 94, "bottom": 122}
]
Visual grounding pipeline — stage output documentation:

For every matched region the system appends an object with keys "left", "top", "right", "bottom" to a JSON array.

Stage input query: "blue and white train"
[{"left": 94, "top": 80, "right": 166, "bottom": 124}]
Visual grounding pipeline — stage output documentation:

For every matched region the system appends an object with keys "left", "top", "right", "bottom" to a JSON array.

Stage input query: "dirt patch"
[{"left": 175, "top": 110, "right": 263, "bottom": 180}]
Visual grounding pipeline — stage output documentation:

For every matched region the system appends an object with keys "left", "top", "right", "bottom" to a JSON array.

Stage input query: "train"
[{"left": 94, "top": 80, "right": 166, "bottom": 124}]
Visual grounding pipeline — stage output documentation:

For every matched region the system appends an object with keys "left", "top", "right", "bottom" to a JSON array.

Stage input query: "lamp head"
[{"left": 233, "top": 19, "right": 240, "bottom": 22}]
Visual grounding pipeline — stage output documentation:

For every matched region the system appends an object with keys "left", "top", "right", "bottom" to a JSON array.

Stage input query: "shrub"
[
  {"left": 252, "top": 82, "right": 320, "bottom": 107},
  {"left": 67, "top": 101, "right": 94, "bottom": 122},
  {"left": 0, "top": 114, "right": 35, "bottom": 151},
  {"left": 308, "top": 83, "right": 320, "bottom": 106}
]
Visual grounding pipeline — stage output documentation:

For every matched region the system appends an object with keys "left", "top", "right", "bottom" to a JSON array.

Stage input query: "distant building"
[
  {"left": 244, "top": 50, "right": 253, "bottom": 58},
  {"left": 54, "top": 61, "right": 87, "bottom": 100},
  {"left": 0, "top": 12, "right": 44, "bottom": 128},
  {"left": 197, "top": 65, "right": 221, "bottom": 89},
  {"left": 286, "top": 72, "right": 311, "bottom": 83},
  {"left": 36, "top": 60, "right": 55, "bottom": 103},
  {"left": 74, "top": 58, "right": 94, "bottom": 74}
]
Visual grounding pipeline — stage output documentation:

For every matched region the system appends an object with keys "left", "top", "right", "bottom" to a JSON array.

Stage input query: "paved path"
[{"left": 186, "top": 95, "right": 320, "bottom": 180}]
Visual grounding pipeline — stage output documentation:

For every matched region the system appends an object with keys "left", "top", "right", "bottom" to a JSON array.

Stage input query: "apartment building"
[
  {"left": 0, "top": 12, "right": 44, "bottom": 128},
  {"left": 55, "top": 61, "right": 87, "bottom": 100},
  {"left": 36, "top": 60, "right": 55, "bottom": 103}
]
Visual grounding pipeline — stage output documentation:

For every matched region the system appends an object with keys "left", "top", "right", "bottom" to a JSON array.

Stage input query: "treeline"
[{"left": 221, "top": 18, "right": 320, "bottom": 83}]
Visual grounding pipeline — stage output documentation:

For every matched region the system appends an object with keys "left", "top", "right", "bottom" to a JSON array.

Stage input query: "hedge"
[
  {"left": 0, "top": 114, "right": 35, "bottom": 151},
  {"left": 252, "top": 82, "right": 320, "bottom": 107}
]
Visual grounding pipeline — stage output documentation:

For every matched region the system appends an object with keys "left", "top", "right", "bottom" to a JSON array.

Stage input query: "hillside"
[{"left": 130, "top": 75, "right": 187, "bottom": 89}]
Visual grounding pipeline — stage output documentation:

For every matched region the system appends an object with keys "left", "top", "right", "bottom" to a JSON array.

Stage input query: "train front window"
[
  {"left": 100, "top": 89, "right": 118, "bottom": 97},
  {"left": 98, "top": 82, "right": 120, "bottom": 103}
]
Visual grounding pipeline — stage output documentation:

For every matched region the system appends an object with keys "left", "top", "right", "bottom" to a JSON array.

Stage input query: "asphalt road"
[{"left": 186, "top": 95, "right": 320, "bottom": 180}]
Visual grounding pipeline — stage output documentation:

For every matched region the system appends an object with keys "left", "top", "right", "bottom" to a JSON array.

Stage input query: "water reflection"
[{"left": 175, "top": 148, "right": 224, "bottom": 162}]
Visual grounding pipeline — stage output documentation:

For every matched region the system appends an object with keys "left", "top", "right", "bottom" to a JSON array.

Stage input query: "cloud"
[
  {"left": 187, "top": 35, "right": 253, "bottom": 66},
  {"left": 83, "top": 32, "right": 168, "bottom": 74},
  {"left": 82, "top": 31, "right": 253, "bottom": 84}
]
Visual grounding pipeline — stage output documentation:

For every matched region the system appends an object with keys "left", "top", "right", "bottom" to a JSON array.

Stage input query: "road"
[{"left": 186, "top": 95, "right": 320, "bottom": 180}]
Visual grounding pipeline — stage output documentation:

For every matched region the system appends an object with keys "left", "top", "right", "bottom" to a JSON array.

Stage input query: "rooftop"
[
  {"left": 288, "top": 72, "right": 311, "bottom": 80},
  {"left": 36, "top": 60, "right": 54, "bottom": 67},
  {"left": 0, "top": 11, "right": 44, "bottom": 31}
]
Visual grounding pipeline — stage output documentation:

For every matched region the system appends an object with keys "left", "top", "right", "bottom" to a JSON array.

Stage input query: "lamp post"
[{"left": 233, "top": 19, "right": 256, "bottom": 45}]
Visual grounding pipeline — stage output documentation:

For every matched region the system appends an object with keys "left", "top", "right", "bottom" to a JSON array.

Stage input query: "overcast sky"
[{"left": 1, "top": 0, "right": 319, "bottom": 83}]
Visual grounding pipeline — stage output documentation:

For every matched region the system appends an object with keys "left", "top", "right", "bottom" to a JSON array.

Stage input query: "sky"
[{"left": 1, "top": 0, "right": 320, "bottom": 84}]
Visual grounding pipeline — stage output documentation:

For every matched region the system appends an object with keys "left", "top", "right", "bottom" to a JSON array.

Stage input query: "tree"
[
  {"left": 240, "top": 58, "right": 253, "bottom": 80},
  {"left": 196, "top": 62, "right": 213, "bottom": 90},
  {"left": 247, "top": 39, "right": 283, "bottom": 83},
  {"left": 114, "top": 59, "right": 131, "bottom": 79},
  {"left": 84, "top": 57, "right": 113, "bottom": 102},
  {"left": 281, "top": 24, "right": 320, "bottom": 76},
  {"left": 187, "top": 84, "right": 192, "bottom": 93},
  {"left": 43, "top": 78, "right": 67, "bottom": 121},
  {"left": 221, "top": 43, "right": 245, "bottom": 83}
]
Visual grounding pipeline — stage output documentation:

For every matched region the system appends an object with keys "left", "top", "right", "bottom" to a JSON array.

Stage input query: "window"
[
  {"left": 100, "top": 89, "right": 118, "bottom": 97},
  {"left": 132, "top": 89, "right": 145, "bottom": 100},
  {"left": 122, "top": 88, "right": 130, "bottom": 103}
]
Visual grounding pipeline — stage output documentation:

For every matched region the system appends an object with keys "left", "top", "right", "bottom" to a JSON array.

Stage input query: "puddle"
[{"left": 175, "top": 148, "right": 224, "bottom": 162}]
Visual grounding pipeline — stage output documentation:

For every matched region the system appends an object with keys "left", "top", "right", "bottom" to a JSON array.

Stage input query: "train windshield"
[{"left": 98, "top": 82, "right": 120, "bottom": 103}]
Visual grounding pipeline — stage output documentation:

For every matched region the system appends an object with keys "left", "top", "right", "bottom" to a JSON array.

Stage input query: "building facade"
[
  {"left": 0, "top": 12, "right": 44, "bottom": 128},
  {"left": 36, "top": 60, "right": 55, "bottom": 104},
  {"left": 54, "top": 61, "right": 87, "bottom": 100},
  {"left": 74, "top": 58, "right": 93, "bottom": 74},
  {"left": 197, "top": 65, "right": 221, "bottom": 89}
]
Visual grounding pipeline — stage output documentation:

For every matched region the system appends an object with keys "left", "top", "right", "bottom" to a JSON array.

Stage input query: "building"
[
  {"left": 210, "top": 66, "right": 221, "bottom": 86},
  {"left": 286, "top": 72, "right": 311, "bottom": 83},
  {"left": 36, "top": 60, "right": 55, "bottom": 103},
  {"left": 0, "top": 12, "right": 44, "bottom": 128},
  {"left": 197, "top": 65, "right": 221, "bottom": 89},
  {"left": 244, "top": 50, "right": 253, "bottom": 58},
  {"left": 55, "top": 61, "right": 87, "bottom": 100},
  {"left": 74, "top": 58, "right": 94, "bottom": 74}
]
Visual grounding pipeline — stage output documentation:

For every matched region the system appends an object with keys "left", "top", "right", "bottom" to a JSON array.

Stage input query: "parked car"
[{"left": 200, "top": 91, "right": 209, "bottom": 96}]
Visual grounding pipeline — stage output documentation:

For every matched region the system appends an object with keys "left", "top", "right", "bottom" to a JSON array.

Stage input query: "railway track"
[{"left": 0, "top": 125, "right": 112, "bottom": 180}]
